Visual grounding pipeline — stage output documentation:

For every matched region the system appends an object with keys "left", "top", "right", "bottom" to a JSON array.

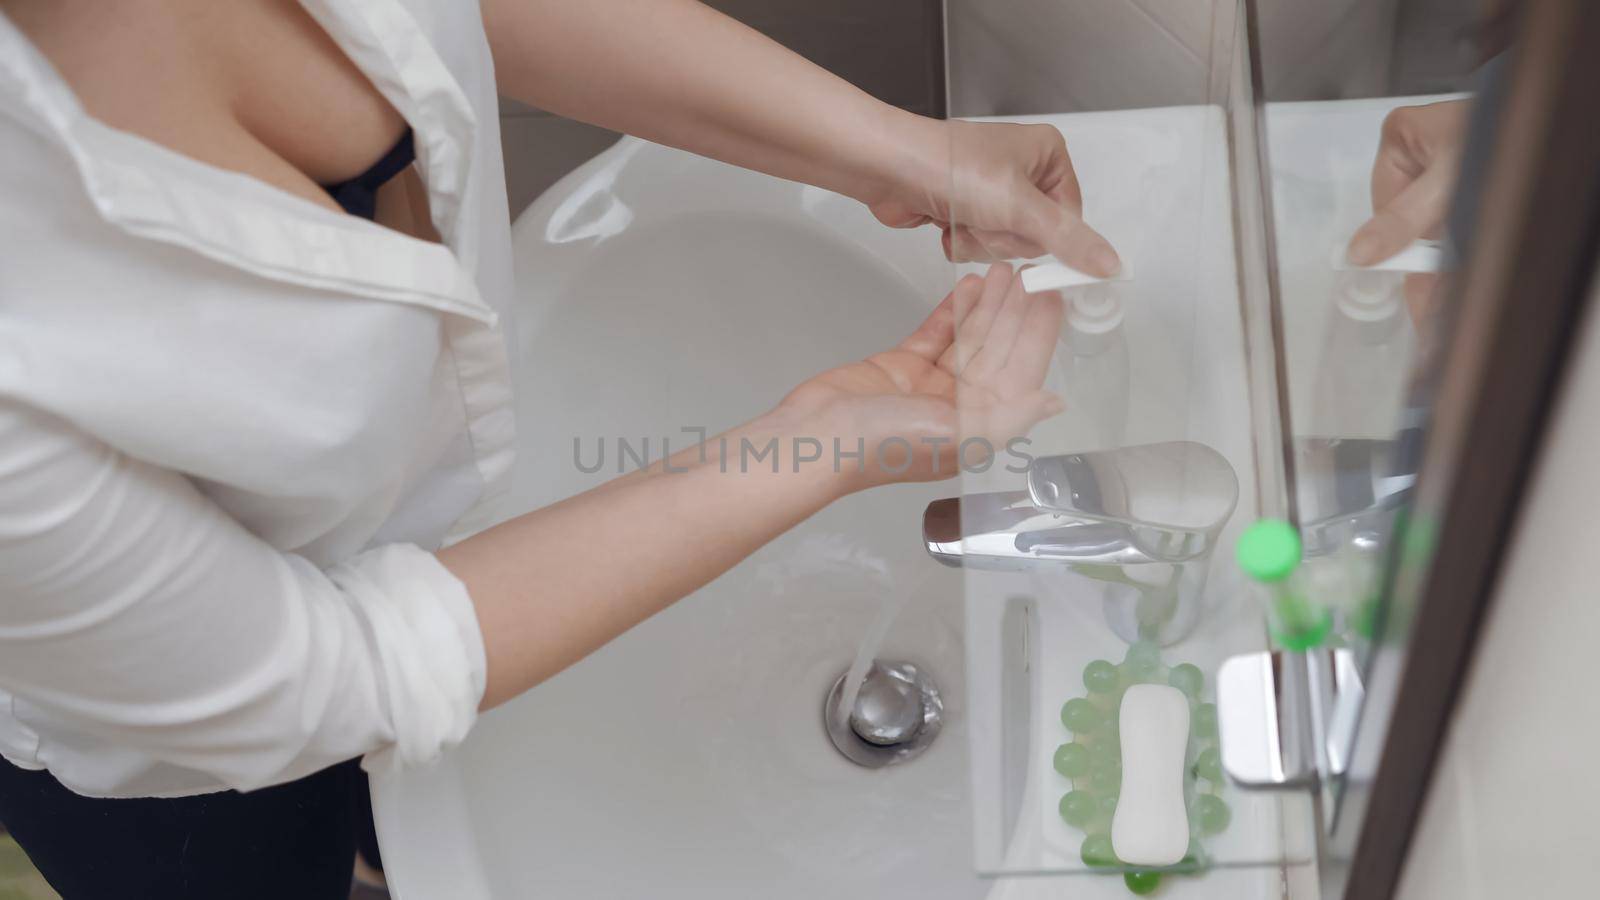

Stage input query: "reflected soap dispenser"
[
  {"left": 1064, "top": 283, "right": 1130, "bottom": 451},
  {"left": 1309, "top": 270, "right": 1410, "bottom": 439}
]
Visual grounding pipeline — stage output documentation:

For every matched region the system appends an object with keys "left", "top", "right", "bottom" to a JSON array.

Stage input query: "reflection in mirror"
[
  {"left": 1259, "top": 7, "right": 1494, "bottom": 661},
  {"left": 1250, "top": 0, "right": 1519, "bottom": 870},
  {"left": 940, "top": 0, "right": 1320, "bottom": 878}
]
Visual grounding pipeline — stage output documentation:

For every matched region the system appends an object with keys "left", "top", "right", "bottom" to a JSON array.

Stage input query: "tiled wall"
[
  {"left": 947, "top": 0, "right": 1224, "bottom": 115},
  {"left": 499, "top": 0, "right": 944, "bottom": 217}
]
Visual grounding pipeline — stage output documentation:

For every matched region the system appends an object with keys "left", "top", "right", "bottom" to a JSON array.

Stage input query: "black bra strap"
[{"left": 322, "top": 128, "right": 416, "bottom": 220}]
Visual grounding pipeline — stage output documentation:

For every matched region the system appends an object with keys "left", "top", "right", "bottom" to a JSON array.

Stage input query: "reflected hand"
[
  {"left": 1347, "top": 99, "right": 1470, "bottom": 266},
  {"left": 778, "top": 263, "right": 1065, "bottom": 490},
  {"left": 866, "top": 120, "right": 1122, "bottom": 276}
]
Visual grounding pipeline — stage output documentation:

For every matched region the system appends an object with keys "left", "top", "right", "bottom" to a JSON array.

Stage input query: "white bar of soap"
[{"left": 1112, "top": 684, "right": 1191, "bottom": 866}]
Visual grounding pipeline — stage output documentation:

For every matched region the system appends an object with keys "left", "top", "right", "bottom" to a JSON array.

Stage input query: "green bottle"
[{"left": 1236, "top": 519, "right": 1330, "bottom": 652}]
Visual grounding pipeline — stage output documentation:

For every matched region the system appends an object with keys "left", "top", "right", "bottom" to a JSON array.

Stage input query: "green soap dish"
[
  {"left": 1053, "top": 643, "right": 1224, "bottom": 894},
  {"left": 1124, "top": 870, "right": 1163, "bottom": 895}
]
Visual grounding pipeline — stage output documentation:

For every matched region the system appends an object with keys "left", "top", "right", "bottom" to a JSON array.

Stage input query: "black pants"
[{"left": 0, "top": 755, "right": 382, "bottom": 900}]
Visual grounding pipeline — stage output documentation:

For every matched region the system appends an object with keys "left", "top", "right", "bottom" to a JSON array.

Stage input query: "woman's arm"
[
  {"left": 448, "top": 408, "right": 841, "bottom": 709},
  {"left": 447, "top": 265, "right": 1062, "bottom": 709},
  {"left": 0, "top": 269, "right": 1056, "bottom": 790},
  {"left": 485, "top": 0, "right": 925, "bottom": 210},
  {"left": 483, "top": 0, "right": 1121, "bottom": 275},
  {"left": 0, "top": 399, "right": 484, "bottom": 791}
]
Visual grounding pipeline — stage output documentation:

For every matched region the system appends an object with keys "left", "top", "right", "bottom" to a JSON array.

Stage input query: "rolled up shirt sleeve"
[{"left": 0, "top": 398, "right": 487, "bottom": 795}]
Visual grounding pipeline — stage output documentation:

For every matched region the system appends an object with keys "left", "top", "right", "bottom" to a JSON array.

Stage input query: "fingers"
[
  {"left": 898, "top": 277, "right": 972, "bottom": 361},
  {"left": 968, "top": 280, "right": 1064, "bottom": 402},
  {"left": 1045, "top": 211, "right": 1122, "bottom": 278},
  {"left": 1347, "top": 161, "right": 1454, "bottom": 266},
  {"left": 1370, "top": 106, "right": 1424, "bottom": 213},
  {"left": 1047, "top": 131, "right": 1084, "bottom": 215},
  {"left": 944, "top": 209, "right": 1116, "bottom": 275},
  {"left": 1012, "top": 184, "right": 1122, "bottom": 277},
  {"left": 923, "top": 120, "right": 1117, "bottom": 273},
  {"left": 937, "top": 263, "right": 1069, "bottom": 386},
  {"left": 938, "top": 262, "right": 1013, "bottom": 372},
  {"left": 967, "top": 274, "right": 1032, "bottom": 380},
  {"left": 945, "top": 225, "right": 1046, "bottom": 262},
  {"left": 1369, "top": 142, "right": 1423, "bottom": 217},
  {"left": 1003, "top": 287, "right": 1065, "bottom": 391},
  {"left": 1350, "top": 101, "right": 1465, "bottom": 266},
  {"left": 943, "top": 225, "right": 978, "bottom": 262},
  {"left": 936, "top": 271, "right": 1066, "bottom": 446},
  {"left": 943, "top": 183, "right": 1120, "bottom": 276},
  {"left": 927, "top": 264, "right": 1067, "bottom": 447}
]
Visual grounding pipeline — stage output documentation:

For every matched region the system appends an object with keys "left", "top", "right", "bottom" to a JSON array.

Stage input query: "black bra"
[{"left": 321, "top": 128, "right": 415, "bottom": 220}]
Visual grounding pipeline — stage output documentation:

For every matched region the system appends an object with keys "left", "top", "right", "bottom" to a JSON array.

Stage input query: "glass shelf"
[{"left": 963, "top": 568, "right": 1317, "bottom": 877}]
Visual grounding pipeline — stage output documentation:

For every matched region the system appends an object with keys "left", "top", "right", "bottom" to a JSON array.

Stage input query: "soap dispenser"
[
  {"left": 1063, "top": 283, "right": 1130, "bottom": 451},
  {"left": 1309, "top": 270, "right": 1411, "bottom": 439}
]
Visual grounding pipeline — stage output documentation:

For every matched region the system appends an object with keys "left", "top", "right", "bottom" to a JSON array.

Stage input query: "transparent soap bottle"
[
  {"left": 1063, "top": 283, "right": 1130, "bottom": 451},
  {"left": 1310, "top": 270, "right": 1411, "bottom": 438}
]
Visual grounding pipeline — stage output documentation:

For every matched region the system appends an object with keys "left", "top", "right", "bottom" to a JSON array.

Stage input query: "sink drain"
[{"left": 824, "top": 661, "right": 943, "bottom": 768}]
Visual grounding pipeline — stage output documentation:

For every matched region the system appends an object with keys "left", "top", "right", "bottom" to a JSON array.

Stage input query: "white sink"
[{"left": 374, "top": 110, "right": 1306, "bottom": 899}]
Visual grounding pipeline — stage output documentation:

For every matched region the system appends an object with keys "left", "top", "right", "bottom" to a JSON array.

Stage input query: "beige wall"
[{"left": 1395, "top": 271, "right": 1600, "bottom": 898}]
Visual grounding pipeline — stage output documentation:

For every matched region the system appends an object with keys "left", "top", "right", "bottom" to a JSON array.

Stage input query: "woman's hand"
[
  {"left": 1347, "top": 99, "right": 1469, "bottom": 319},
  {"left": 777, "top": 263, "right": 1065, "bottom": 491},
  {"left": 455, "top": 264, "right": 1064, "bottom": 707},
  {"left": 1347, "top": 99, "right": 1469, "bottom": 266},
  {"left": 486, "top": 0, "right": 1118, "bottom": 277},
  {"left": 864, "top": 119, "right": 1122, "bottom": 276}
]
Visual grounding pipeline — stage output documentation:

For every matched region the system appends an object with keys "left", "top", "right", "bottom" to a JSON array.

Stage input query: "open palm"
[{"left": 779, "top": 263, "right": 1065, "bottom": 488}]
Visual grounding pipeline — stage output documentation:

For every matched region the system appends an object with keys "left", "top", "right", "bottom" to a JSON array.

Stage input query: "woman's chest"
[
  {"left": 0, "top": 0, "right": 516, "bottom": 557},
  {"left": 3, "top": 0, "right": 418, "bottom": 218}
]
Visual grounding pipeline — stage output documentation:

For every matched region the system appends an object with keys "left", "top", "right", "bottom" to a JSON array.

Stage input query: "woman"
[{"left": 0, "top": 1, "right": 1116, "bottom": 896}]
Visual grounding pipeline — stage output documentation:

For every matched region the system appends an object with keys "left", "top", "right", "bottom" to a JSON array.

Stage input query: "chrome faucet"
[
  {"left": 1293, "top": 435, "right": 1414, "bottom": 560},
  {"left": 923, "top": 441, "right": 1240, "bottom": 570}
]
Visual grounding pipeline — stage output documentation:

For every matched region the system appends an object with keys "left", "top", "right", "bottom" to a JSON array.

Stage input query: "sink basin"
[{"left": 372, "top": 111, "right": 1306, "bottom": 899}]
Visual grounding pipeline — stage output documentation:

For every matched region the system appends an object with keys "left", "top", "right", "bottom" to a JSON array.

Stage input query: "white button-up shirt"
[{"left": 0, "top": 0, "right": 517, "bottom": 798}]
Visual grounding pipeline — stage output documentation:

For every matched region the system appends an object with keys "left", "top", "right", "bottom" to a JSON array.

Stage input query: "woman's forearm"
[
  {"left": 482, "top": 0, "right": 938, "bottom": 205},
  {"left": 442, "top": 408, "right": 844, "bottom": 710}
]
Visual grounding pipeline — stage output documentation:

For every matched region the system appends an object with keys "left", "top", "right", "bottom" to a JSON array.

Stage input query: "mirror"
[{"left": 1248, "top": 0, "right": 1514, "bottom": 841}]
